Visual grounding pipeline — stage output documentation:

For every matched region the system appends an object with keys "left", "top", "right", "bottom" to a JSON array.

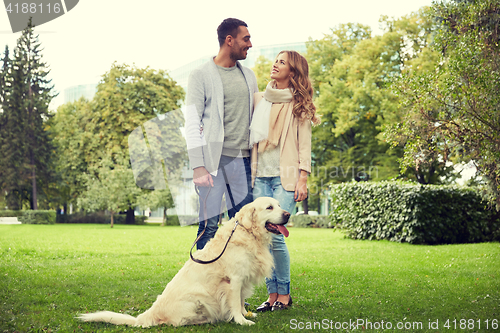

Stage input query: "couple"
[{"left": 185, "top": 18, "right": 320, "bottom": 313}]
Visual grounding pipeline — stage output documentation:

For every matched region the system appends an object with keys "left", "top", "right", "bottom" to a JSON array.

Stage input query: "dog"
[{"left": 77, "top": 197, "right": 290, "bottom": 327}]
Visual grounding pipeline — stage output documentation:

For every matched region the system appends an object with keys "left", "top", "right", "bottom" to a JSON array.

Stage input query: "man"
[{"left": 185, "top": 18, "right": 258, "bottom": 250}]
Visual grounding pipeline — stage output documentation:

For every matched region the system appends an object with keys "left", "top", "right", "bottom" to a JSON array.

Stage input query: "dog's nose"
[{"left": 283, "top": 211, "right": 290, "bottom": 221}]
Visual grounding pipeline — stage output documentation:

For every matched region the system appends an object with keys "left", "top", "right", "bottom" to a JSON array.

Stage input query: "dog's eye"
[{"left": 266, "top": 206, "right": 273, "bottom": 210}]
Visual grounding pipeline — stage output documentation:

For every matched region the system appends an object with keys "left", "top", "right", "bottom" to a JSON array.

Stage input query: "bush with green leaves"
[
  {"left": 0, "top": 210, "right": 24, "bottom": 217},
  {"left": 331, "top": 181, "right": 500, "bottom": 244},
  {"left": 56, "top": 212, "right": 147, "bottom": 225},
  {"left": 290, "top": 215, "right": 332, "bottom": 228},
  {"left": 18, "top": 211, "right": 56, "bottom": 224}
]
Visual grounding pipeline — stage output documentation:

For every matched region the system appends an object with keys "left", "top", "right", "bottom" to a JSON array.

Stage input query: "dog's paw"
[{"left": 235, "top": 316, "right": 255, "bottom": 325}]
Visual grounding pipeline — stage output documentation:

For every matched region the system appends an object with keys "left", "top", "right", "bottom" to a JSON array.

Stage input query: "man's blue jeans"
[{"left": 196, "top": 156, "right": 252, "bottom": 250}]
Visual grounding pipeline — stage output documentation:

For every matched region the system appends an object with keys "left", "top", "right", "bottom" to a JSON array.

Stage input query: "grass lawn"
[{"left": 0, "top": 224, "right": 499, "bottom": 332}]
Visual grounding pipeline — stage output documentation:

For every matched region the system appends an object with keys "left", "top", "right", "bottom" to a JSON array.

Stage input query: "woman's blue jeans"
[{"left": 253, "top": 176, "right": 295, "bottom": 295}]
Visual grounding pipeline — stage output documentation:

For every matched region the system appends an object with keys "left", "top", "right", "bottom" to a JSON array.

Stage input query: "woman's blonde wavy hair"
[{"left": 276, "top": 50, "right": 320, "bottom": 125}]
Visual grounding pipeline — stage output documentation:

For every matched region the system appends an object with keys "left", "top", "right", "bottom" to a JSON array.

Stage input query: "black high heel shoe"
[{"left": 271, "top": 295, "right": 292, "bottom": 311}]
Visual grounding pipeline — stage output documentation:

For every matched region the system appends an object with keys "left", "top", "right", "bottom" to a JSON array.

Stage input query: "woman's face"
[{"left": 270, "top": 52, "right": 292, "bottom": 85}]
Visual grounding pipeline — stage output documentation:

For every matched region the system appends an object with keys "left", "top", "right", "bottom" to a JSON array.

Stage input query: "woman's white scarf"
[{"left": 249, "top": 81, "right": 293, "bottom": 149}]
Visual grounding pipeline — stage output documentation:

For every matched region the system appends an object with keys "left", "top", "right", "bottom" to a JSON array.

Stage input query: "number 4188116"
[
  {"left": 5, "top": 3, "right": 62, "bottom": 14},
  {"left": 444, "top": 319, "right": 498, "bottom": 330}
]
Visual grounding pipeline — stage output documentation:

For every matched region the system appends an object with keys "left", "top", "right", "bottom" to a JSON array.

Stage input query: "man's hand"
[{"left": 193, "top": 167, "right": 214, "bottom": 187}]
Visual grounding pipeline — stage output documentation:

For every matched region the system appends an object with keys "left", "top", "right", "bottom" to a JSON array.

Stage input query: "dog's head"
[{"left": 236, "top": 197, "right": 290, "bottom": 238}]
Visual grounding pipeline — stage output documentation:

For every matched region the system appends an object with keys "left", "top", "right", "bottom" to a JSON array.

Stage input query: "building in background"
[{"left": 64, "top": 83, "right": 97, "bottom": 103}]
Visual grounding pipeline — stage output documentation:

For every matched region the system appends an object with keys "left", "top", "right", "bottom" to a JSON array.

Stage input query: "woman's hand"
[{"left": 294, "top": 170, "right": 308, "bottom": 202}]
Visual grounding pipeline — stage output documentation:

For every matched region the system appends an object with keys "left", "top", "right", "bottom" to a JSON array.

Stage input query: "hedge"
[
  {"left": 0, "top": 210, "right": 24, "bottom": 218},
  {"left": 289, "top": 215, "right": 332, "bottom": 228},
  {"left": 18, "top": 211, "right": 56, "bottom": 225},
  {"left": 56, "top": 212, "right": 147, "bottom": 225},
  {"left": 330, "top": 181, "right": 500, "bottom": 245}
]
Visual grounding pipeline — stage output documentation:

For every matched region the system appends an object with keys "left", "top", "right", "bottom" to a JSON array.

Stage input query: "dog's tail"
[{"left": 77, "top": 311, "right": 137, "bottom": 326}]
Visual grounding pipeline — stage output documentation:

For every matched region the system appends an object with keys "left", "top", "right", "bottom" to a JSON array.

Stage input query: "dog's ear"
[{"left": 236, "top": 205, "right": 256, "bottom": 230}]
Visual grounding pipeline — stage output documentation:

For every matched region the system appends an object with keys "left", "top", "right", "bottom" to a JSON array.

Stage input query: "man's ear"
[{"left": 225, "top": 34, "right": 233, "bottom": 47}]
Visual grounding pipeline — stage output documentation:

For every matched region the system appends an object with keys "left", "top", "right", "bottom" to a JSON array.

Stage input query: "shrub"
[
  {"left": 177, "top": 215, "right": 198, "bottom": 226},
  {"left": 56, "top": 212, "right": 147, "bottom": 225},
  {"left": 0, "top": 210, "right": 24, "bottom": 217},
  {"left": 18, "top": 211, "right": 56, "bottom": 225},
  {"left": 330, "top": 181, "right": 500, "bottom": 244},
  {"left": 290, "top": 215, "right": 332, "bottom": 228}
]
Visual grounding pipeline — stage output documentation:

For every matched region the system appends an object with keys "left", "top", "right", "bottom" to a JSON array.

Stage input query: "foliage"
[
  {"left": 137, "top": 189, "right": 175, "bottom": 226},
  {"left": 56, "top": 212, "right": 147, "bottom": 225},
  {"left": 0, "top": 210, "right": 24, "bottom": 217},
  {"left": 331, "top": 181, "right": 500, "bottom": 244},
  {"left": 87, "top": 63, "right": 184, "bottom": 164},
  {"left": 18, "top": 210, "right": 56, "bottom": 224},
  {"left": 50, "top": 98, "right": 93, "bottom": 207},
  {"left": 305, "top": 10, "right": 457, "bottom": 211},
  {"left": 385, "top": 0, "right": 500, "bottom": 210},
  {"left": 251, "top": 55, "right": 273, "bottom": 91},
  {"left": 289, "top": 214, "right": 332, "bottom": 228},
  {"left": 1, "top": 225, "right": 499, "bottom": 332},
  {"left": 77, "top": 157, "right": 143, "bottom": 228},
  {"left": 0, "top": 19, "right": 56, "bottom": 210}
]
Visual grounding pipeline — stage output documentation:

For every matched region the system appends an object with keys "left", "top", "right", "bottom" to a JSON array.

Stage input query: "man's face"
[{"left": 229, "top": 26, "right": 252, "bottom": 61}]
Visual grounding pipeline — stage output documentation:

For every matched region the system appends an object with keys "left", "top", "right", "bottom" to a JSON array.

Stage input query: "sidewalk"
[{"left": 0, "top": 217, "right": 21, "bottom": 224}]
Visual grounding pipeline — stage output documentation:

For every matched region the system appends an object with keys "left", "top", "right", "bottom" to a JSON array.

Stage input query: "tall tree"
[
  {"left": 0, "top": 19, "right": 56, "bottom": 210},
  {"left": 0, "top": 44, "right": 27, "bottom": 210},
  {"left": 386, "top": 0, "right": 500, "bottom": 210},
  {"left": 50, "top": 98, "right": 93, "bottom": 210}
]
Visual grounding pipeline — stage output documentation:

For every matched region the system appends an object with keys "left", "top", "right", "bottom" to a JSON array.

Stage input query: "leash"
[
  {"left": 190, "top": 167, "right": 238, "bottom": 264},
  {"left": 190, "top": 219, "right": 239, "bottom": 264}
]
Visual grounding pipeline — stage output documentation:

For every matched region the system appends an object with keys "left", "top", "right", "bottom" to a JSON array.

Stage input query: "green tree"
[
  {"left": 0, "top": 20, "right": 55, "bottom": 210},
  {"left": 50, "top": 98, "right": 93, "bottom": 209},
  {"left": 0, "top": 44, "right": 28, "bottom": 210},
  {"left": 78, "top": 157, "right": 142, "bottom": 228},
  {"left": 386, "top": 0, "right": 500, "bottom": 210},
  {"left": 252, "top": 55, "right": 273, "bottom": 91},
  {"left": 138, "top": 189, "right": 175, "bottom": 226},
  {"left": 87, "top": 63, "right": 184, "bottom": 165}
]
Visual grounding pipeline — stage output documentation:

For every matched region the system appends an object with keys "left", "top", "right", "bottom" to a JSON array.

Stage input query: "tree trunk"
[
  {"left": 31, "top": 153, "right": 37, "bottom": 210},
  {"left": 28, "top": 82, "right": 37, "bottom": 210},
  {"left": 303, "top": 196, "right": 309, "bottom": 215},
  {"left": 162, "top": 208, "right": 167, "bottom": 227},
  {"left": 110, "top": 211, "right": 114, "bottom": 228},
  {"left": 125, "top": 208, "right": 135, "bottom": 224}
]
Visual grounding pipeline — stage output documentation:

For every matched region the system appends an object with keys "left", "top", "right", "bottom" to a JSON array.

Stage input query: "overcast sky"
[{"left": 1, "top": 0, "right": 434, "bottom": 109}]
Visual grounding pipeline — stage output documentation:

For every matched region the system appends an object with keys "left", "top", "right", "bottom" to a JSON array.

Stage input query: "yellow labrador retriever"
[{"left": 78, "top": 197, "right": 290, "bottom": 327}]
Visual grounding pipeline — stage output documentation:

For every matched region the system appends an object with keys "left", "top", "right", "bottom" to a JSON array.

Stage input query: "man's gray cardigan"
[{"left": 185, "top": 57, "right": 259, "bottom": 175}]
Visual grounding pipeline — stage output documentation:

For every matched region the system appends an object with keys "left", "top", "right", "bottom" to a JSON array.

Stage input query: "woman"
[{"left": 249, "top": 50, "right": 320, "bottom": 312}]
